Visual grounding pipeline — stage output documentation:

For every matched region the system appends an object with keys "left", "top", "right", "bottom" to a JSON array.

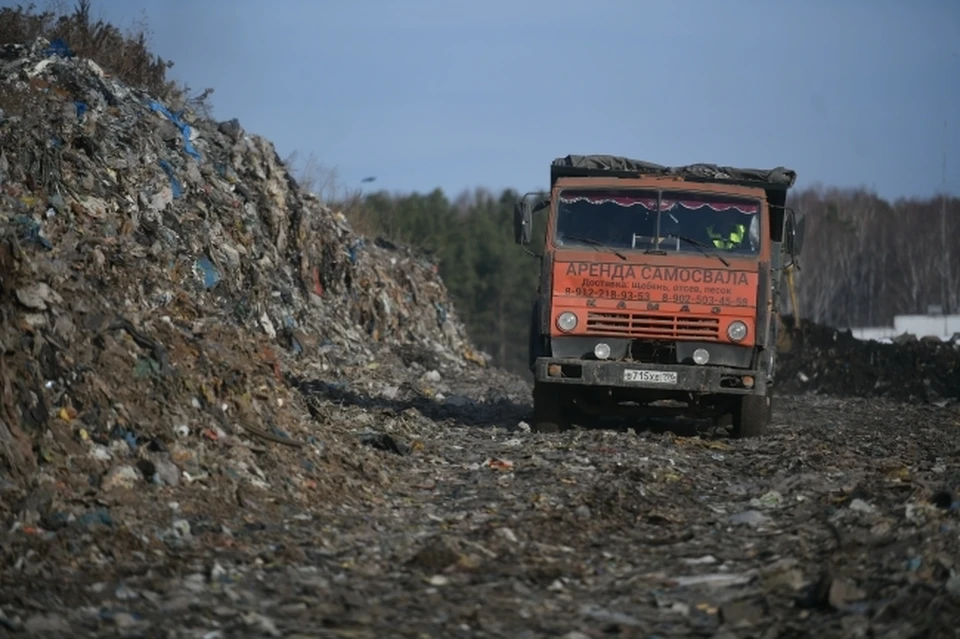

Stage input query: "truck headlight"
[
  {"left": 556, "top": 311, "right": 578, "bottom": 332},
  {"left": 727, "top": 320, "right": 748, "bottom": 342},
  {"left": 593, "top": 342, "right": 611, "bottom": 360}
]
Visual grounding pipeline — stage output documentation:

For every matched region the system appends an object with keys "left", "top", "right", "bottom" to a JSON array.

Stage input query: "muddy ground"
[{"left": 2, "top": 370, "right": 959, "bottom": 638}]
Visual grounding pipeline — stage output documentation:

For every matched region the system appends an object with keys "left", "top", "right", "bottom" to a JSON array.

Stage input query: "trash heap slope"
[
  {"left": 0, "top": 38, "right": 481, "bottom": 483},
  {"left": 776, "top": 317, "right": 960, "bottom": 403}
]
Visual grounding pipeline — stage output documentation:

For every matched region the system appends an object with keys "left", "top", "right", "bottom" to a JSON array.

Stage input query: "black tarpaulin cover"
[{"left": 551, "top": 155, "right": 797, "bottom": 190}]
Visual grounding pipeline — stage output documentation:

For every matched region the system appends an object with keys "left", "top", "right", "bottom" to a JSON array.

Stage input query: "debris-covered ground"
[
  {"left": 2, "top": 38, "right": 960, "bottom": 638},
  {"left": 2, "top": 387, "right": 959, "bottom": 638}
]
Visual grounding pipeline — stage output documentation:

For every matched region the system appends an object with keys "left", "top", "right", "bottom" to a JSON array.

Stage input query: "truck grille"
[{"left": 586, "top": 312, "right": 720, "bottom": 340}]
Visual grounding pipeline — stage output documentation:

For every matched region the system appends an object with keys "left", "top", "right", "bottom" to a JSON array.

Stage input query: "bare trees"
[{"left": 790, "top": 188, "right": 960, "bottom": 328}]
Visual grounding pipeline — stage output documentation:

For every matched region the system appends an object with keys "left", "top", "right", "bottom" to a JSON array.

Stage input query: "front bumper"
[{"left": 534, "top": 357, "right": 767, "bottom": 396}]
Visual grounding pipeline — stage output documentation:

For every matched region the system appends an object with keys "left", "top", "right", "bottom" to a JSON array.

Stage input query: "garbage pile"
[
  {"left": 0, "top": 37, "right": 485, "bottom": 484},
  {"left": 776, "top": 317, "right": 960, "bottom": 403}
]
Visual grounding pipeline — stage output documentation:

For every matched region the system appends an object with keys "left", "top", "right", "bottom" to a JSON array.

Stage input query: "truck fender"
[{"left": 528, "top": 300, "right": 550, "bottom": 371}]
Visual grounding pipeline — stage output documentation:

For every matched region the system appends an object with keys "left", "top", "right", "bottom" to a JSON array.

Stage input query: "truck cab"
[{"left": 515, "top": 155, "right": 803, "bottom": 436}]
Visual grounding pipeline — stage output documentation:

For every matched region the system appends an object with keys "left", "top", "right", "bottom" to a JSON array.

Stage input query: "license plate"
[{"left": 623, "top": 369, "right": 678, "bottom": 385}]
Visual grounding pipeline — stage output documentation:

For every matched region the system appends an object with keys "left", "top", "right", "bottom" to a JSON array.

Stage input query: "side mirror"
[
  {"left": 793, "top": 215, "right": 806, "bottom": 256},
  {"left": 784, "top": 211, "right": 796, "bottom": 256},
  {"left": 514, "top": 200, "right": 533, "bottom": 245}
]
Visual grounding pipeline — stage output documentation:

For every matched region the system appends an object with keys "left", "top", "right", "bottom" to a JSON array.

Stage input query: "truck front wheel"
[
  {"left": 731, "top": 392, "right": 770, "bottom": 438},
  {"left": 528, "top": 301, "right": 549, "bottom": 372},
  {"left": 532, "top": 381, "right": 571, "bottom": 433}
]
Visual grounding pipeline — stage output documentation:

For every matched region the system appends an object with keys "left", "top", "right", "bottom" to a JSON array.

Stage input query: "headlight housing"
[
  {"left": 556, "top": 311, "right": 578, "bottom": 332},
  {"left": 727, "top": 320, "right": 748, "bottom": 342}
]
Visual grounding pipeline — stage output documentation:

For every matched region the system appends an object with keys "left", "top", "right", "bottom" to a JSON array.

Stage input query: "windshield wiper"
[
  {"left": 666, "top": 233, "right": 730, "bottom": 266},
  {"left": 563, "top": 236, "right": 627, "bottom": 261}
]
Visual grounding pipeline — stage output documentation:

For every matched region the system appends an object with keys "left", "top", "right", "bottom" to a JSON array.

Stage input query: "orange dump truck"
[{"left": 514, "top": 155, "right": 804, "bottom": 437}]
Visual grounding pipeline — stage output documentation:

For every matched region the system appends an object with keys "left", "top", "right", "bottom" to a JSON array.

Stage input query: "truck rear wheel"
[
  {"left": 731, "top": 392, "right": 770, "bottom": 438},
  {"left": 532, "top": 381, "right": 571, "bottom": 433}
]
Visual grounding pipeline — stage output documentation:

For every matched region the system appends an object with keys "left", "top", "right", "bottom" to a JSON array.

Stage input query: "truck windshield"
[{"left": 555, "top": 188, "right": 761, "bottom": 256}]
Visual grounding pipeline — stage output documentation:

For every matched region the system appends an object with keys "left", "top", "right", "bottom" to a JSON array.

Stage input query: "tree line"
[{"left": 790, "top": 187, "right": 958, "bottom": 328}]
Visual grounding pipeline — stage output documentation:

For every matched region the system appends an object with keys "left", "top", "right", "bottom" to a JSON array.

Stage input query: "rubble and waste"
[
  {"left": 777, "top": 316, "right": 960, "bottom": 404},
  {"left": 0, "top": 36, "right": 487, "bottom": 483},
  {"left": 1, "top": 35, "right": 958, "bottom": 638}
]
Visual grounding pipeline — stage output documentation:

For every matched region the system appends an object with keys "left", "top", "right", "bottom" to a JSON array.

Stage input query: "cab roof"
[{"left": 551, "top": 154, "right": 797, "bottom": 210}]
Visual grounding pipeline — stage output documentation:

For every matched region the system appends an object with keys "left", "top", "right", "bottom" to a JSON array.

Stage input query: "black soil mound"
[{"left": 776, "top": 316, "right": 960, "bottom": 403}]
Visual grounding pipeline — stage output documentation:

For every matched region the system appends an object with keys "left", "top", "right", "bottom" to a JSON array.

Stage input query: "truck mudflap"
[{"left": 534, "top": 357, "right": 768, "bottom": 396}]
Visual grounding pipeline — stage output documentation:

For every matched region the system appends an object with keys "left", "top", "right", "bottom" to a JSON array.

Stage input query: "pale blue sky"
[{"left": 10, "top": 0, "right": 960, "bottom": 201}]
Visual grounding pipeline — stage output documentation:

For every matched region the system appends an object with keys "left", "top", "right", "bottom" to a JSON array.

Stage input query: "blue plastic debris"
[
  {"left": 157, "top": 159, "right": 183, "bottom": 199},
  {"left": 196, "top": 257, "right": 221, "bottom": 289},
  {"left": 74, "top": 101, "right": 88, "bottom": 119},
  {"left": 13, "top": 216, "right": 52, "bottom": 250},
  {"left": 348, "top": 238, "right": 364, "bottom": 264},
  {"left": 43, "top": 38, "right": 73, "bottom": 58},
  {"left": 76, "top": 509, "right": 114, "bottom": 528},
  {"left": 109, "top": 425, "right": 139, "bottom": 451},
  {"left": 289, "top": 335, "right": 303, "bottom": 354},
  {"left": 148, "top": 100, "right": 202, "bottom": 160}
]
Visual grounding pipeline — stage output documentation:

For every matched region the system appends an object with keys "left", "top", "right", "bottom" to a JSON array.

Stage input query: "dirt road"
[{"left": 2, "top": 373, "right": 958, "bottom": 638}]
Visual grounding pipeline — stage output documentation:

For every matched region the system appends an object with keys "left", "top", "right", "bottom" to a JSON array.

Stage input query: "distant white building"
[{"left": 848, "top": 312, "right": 960, "bottom": 342}]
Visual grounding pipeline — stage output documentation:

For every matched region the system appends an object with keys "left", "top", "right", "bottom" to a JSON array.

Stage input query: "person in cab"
[{"left": 706, "top": 220, "right": 747, "bottom": 250}]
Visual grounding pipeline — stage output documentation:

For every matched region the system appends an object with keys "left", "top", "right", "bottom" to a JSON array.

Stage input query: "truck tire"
[
  {"left": 532, "top": 381, "right": 570, "bottom": 433},
  {"left": 731, "top": 392, "right": 770, "bottom": 438}
]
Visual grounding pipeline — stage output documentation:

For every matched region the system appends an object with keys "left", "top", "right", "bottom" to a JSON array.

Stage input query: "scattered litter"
[
  {"left": 727, "top": 510, "right": 771, "bottom": 527},
  {"left": 674, "top": 573, "right": 755, "bottom": 589},
  {"left": 0, "top": 21, "right": 957, "bottom": 639},
  {"left": 484, "top": 457, "right": 514, "bottom": 472}
]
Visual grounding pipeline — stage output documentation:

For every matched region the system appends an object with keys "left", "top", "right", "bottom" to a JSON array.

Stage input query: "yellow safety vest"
[{"left": 707, "top": 224, "right": 745, "bottom": 249}]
